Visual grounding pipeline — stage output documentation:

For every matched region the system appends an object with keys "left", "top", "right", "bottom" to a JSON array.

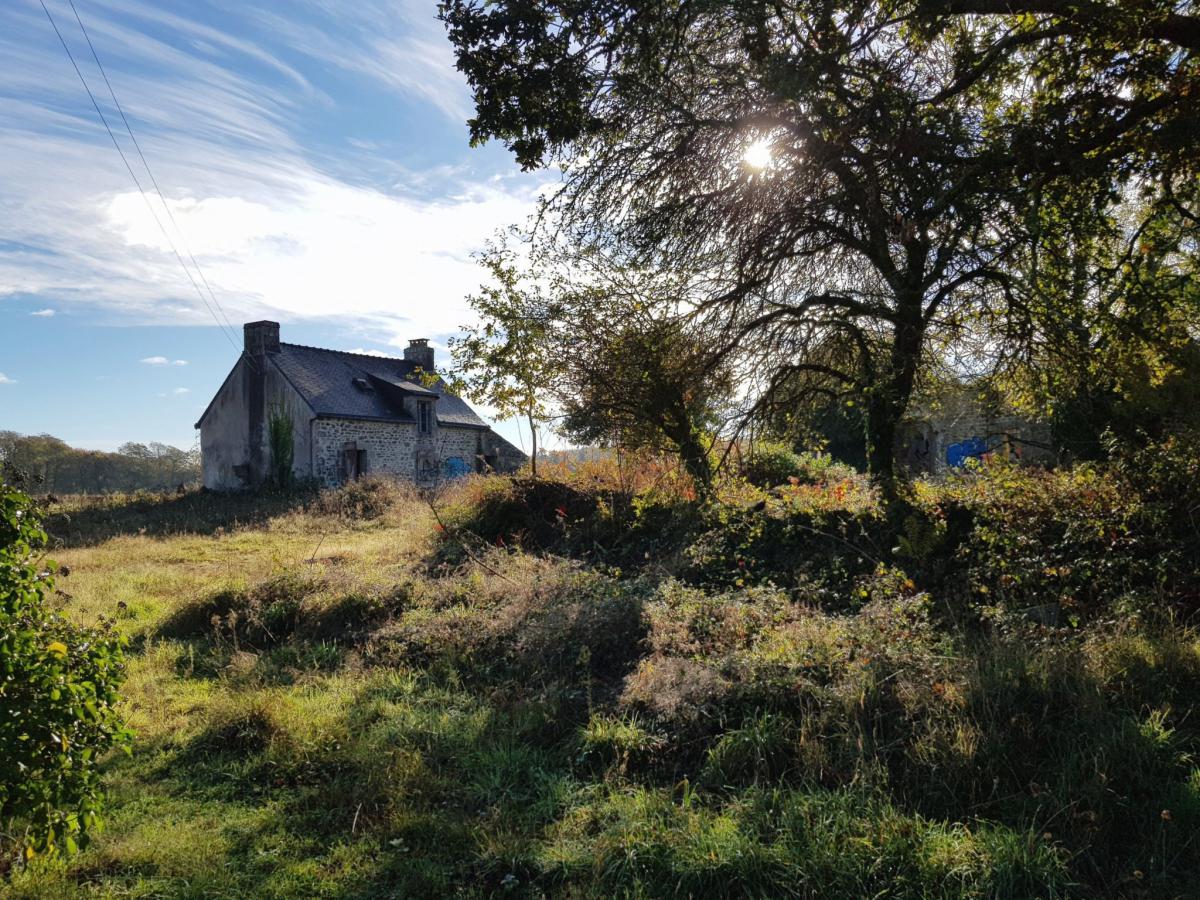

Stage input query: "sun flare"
[{"left": 742, "top": 138, "right": 773, "bottom": 169}]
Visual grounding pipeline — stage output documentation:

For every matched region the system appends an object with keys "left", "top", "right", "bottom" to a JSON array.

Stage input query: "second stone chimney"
[
  {"left": 403, "top": 338, "right": 434, "bottom": 372},
  {"left": 244, "top": 320, "right": 280, "bottom": 356}
]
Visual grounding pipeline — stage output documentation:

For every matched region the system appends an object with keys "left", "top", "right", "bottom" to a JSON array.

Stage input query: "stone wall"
[
  {"left": 312, "top": 418, "right": 418, "bottom": 485},
  {"left": 901, "top": 391, "right": 1056, "bottom": 473},
  {"left": 199, "top": 356, "right": 313, "bottom": 490},
  {"left": 311, "top": 418, "right": 487, "bottom": 486}
]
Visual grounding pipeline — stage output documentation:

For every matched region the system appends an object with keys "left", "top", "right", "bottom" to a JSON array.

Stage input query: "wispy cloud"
[
  {"left": 141, "top": 356, "right": 188, "bottom": 365},
  {"left": 104, "top": 177, "right": 542, "bottom": 335},
  {"left": 246, "top": 0, "right": 473, "bottom": 123},
  {"left": 172, "top": 387, "right": 190, "bottom": 395},
  {"left": 0, "top": 373, "right": 16, "bottom": 384},
  {"left": 30, "top": 308, "right": 56, "bottom": 316},
  {"left": 0, "top": 0, "right": 544, "bottom": 345}
]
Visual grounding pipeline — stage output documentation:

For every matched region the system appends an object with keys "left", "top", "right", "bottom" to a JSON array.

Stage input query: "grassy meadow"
[{"left": 6, "top": 455, "right": 1200, "bottom": 898}]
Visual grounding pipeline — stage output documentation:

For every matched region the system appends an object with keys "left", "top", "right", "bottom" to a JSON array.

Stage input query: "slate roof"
[{"left": 271, "top": 343, "right": 489, "bottom": 428}]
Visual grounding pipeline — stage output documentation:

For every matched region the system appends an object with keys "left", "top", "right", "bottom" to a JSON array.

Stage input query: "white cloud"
[
  {"left": 343, "top": 347, "right": 399, "bottom": 358},
  {"left": 0, "top": 373, "right": 15, "bottom": 384},
  {"left": 30, "top": 308, "right": 56, "bottom": 317},
  {"left": 99, "top": 175, "right": 544, "bottom": 339},
  {"left": 173, "top": 387, "right": 190, "bottom": 395},
  {"left": 141, "top": 356, "right": 169, "bottom": 365},
  {"left": 0, "top": 0, "right": 546, "bottom": 351}
]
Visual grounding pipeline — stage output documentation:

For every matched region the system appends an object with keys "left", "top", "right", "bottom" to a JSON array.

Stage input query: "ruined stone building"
[{"left": 196, "top": 321, "right": 524, "bottom": 490}]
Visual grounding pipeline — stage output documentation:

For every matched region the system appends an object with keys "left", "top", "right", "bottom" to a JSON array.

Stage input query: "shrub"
[
  {"left": 311, "top": 474, "right": 413, "bottom": 521},
  {"left": 685, "top": 501, "right": 884, "bottom": 596},
  {"left": 935, "top": 463, "right": 1163, "bottom": 625},
  {"left": 739, "top": 443, "right": 853, "bottom": 488},
  {"left": 157, "top": 573, "right": 326, "bottom": 649},
  {"left": 0, "top": 481, "right": 131, "bottom": 861},
  {"left": 439, "top": 476, "right": 613, "bottom": 554}
]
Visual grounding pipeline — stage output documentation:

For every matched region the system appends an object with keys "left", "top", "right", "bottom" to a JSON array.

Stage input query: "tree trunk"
[
  {"left": 528, "top": 411, "right": 538, "bottom": 477},
  {"left": 865, "top": 302, "right": 925, "bottom": 511},
  {"left": 865, "top": 394, "right": 901, "bottom": 491},
  {"left": 671, "top": 418, "right": 713, "bottom": 500}
]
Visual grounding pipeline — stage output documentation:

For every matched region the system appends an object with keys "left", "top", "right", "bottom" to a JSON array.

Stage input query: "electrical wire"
[
  {"left": 39, "top": 0, "right": 246, "bottom": 358},
  {"left": 66, "top": 0, "right": 242, "bottom": 340}
]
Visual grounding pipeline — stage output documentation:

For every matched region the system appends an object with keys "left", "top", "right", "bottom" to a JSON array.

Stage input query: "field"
[{"left": 7, "top": 458, "right": 1200, "bottom": 898}]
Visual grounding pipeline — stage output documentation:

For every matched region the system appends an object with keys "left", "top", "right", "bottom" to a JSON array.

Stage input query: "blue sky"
[{"left": 0, "top": 0, "right": 548, "bottom": 452}]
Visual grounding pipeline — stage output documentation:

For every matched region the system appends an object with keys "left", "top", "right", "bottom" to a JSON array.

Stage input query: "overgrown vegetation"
[
  {"left": 6, "top": 444, "right": 1200, "bottom": 895},
  {"left": 267, "top": 406, "right": 295, "bottom": 490},
  {"left": 441, "top": 0, "right": 1199, "bottom": 491}
]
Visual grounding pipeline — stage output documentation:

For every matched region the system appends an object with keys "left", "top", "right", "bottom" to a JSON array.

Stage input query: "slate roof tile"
[{"left": 273, "top": 343, "right": 488, "bottom": 428}]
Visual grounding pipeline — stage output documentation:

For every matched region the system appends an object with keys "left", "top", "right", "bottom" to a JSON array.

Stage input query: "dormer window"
[{"left": 418, "top": 400, "right": 433, "bottom": 434}]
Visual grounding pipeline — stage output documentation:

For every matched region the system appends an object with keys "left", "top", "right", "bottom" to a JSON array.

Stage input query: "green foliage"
[
  {"left": 267, "top": 405, "right": 294, "bottom": 490},
  {"left": 448, "top": 238, "right": 555, "bottom": 475},
  {"left": 540, "top": 783, "right": 1070, "bottom": 898},
  {"left": 1001, "top": 180, "right": 1200, "bottom": 459},
  {"left": 11, "top": 460, "right": 1200, "bottom": 895},
  {"left": 0, "top": 482, "right": 130, "bottom": 861},
  {"left": 739, "top": 444, "right": 853, "bottom": 488},
  {"left": 551, "top": 275, "right": 733, "bottom": 495},
  {"left": 685, "top": 499, "right": 883, "bottom": 596},
  {"left": 578, "top": 714, "right": 664, "bottom": 772},
  {"left": 442, "top": 0, "right": 1198, "bottom": 492},
  {"left": 933, "top": 462, "right": 1171, "bottom": 626}
]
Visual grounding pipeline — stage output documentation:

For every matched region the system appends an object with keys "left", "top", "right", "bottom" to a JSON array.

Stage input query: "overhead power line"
[
  {"left": 66, "top": 0, "right": 241, "bottom": 340},
  {"left": 39, "top": 0, "right": 246, "bottom": 358}
]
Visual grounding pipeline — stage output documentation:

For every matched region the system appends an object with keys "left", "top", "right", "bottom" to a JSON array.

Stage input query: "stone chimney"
[
  {"left": 243, "top": 321, "right": 279, "bottom": 488},
  {"left": 244, "top": 320, "right": 280, "bottom": 356},
  {"left": 404, "top": 338, "right": 434, "bottom": 371}
]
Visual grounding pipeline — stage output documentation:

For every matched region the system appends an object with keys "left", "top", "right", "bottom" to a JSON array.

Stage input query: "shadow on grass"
[{"left": 43, "top": 486, "right": 318, "bottom": 548}]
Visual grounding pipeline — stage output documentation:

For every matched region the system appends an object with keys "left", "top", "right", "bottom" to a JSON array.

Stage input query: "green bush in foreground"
[
  {"left": 739, "top": 443, "right": 852, "bottom": 488},
  {"left": 0, "top": 482, "right": 130, "bottom": 862}
]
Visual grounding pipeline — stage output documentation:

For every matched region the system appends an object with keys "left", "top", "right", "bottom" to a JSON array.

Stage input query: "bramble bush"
[
  {"left": 738, "top": 442, "right": 853, "bottom": 488},
  {"left": 0, "top": 481, "right": 130, "bottom": 864}
]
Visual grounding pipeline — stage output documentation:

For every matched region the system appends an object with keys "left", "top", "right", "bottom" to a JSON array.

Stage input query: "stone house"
[
  {"left": 899, "top": 386, "right": 1057, "bottom": 474},
  {"left": 196, "top": 321, "right": 525, "bottom": 490}
]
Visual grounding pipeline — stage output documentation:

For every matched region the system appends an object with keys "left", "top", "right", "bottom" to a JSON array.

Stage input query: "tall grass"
[{"left": 7, "top": 457, "right": 1200, "bottom": 896}]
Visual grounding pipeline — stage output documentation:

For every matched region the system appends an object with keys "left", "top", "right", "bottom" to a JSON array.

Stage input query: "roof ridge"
[{"left": 281, "top": 341, "right": 411, "bottom": 363}]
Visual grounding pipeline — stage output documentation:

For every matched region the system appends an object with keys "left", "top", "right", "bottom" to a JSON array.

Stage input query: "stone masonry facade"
[
  {"left": 312, "top": 418, "right": 488, "bottom": 486},
  {"left": 901, "top": 391, "right": 1056, "bottom": 473}
]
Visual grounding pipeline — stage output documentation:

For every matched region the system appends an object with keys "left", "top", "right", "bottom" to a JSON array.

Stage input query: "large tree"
[
  {"left": 441, "top": 0, "right": 1196, "bottom": 492},
  {"left": 999, "top": 178, "right": 1200, "bottom": 456},
  {"left": 549, "top": 257, "right": 735, "bottom": 494}
]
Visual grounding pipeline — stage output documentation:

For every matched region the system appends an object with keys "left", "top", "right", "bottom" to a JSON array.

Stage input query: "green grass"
[{"left": 7, "top": 474, "right": 1200, "bottom": 897}]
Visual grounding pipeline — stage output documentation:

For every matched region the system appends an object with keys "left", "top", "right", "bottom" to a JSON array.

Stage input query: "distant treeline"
[{"left": 0, "top": 431, "right": 200, "bottom": 494}]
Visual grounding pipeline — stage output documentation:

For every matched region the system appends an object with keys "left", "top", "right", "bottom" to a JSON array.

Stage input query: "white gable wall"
[{"left": 199, "top": 356, "right": 313, "bottom": 490}]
